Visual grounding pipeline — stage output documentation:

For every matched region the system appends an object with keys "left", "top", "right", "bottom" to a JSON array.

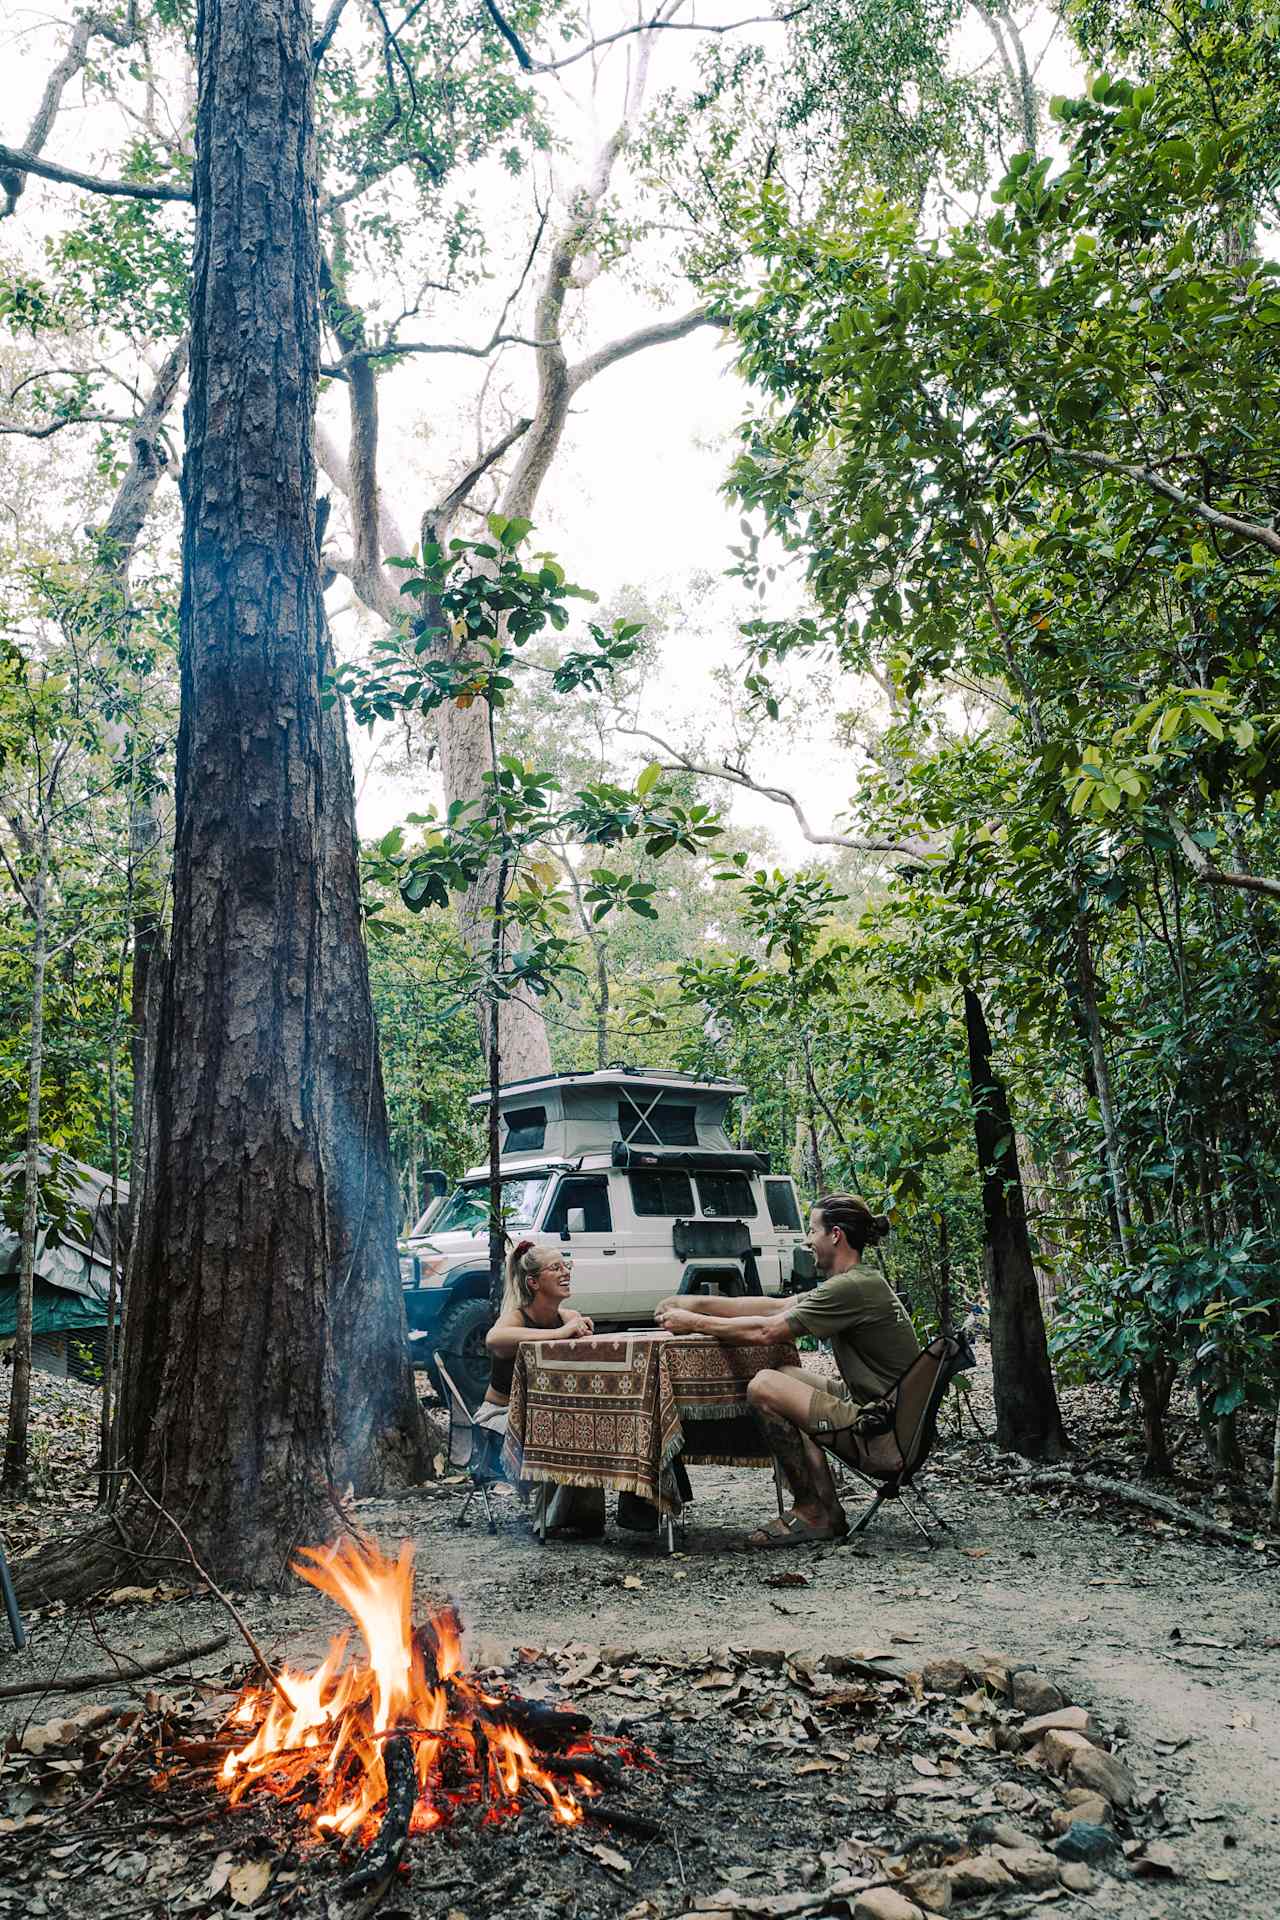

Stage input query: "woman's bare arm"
[{"left": 485, "top": 1309, "right": 591, "bottom": 1357}]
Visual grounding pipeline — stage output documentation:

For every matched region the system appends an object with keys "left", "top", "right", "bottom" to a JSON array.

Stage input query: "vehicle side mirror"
[{"left": 565, "top": 1206, "right": 587, "bottom": 1237}]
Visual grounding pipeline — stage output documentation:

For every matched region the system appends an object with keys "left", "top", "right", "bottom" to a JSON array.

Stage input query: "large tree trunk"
[
  {"left": 103, "top": 0, "right": 421, "bottom": 1587},
  {"left": 963, "top": 987, "right": 1069, "bottom": 1460},
  {"left": 2, "top": 850, "right": 49, "bottom": 1492}
]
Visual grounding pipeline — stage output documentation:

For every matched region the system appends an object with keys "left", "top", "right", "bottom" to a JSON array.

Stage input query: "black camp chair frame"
[
  {"left": 815, "top": 1332, "right": 975, "bottom": 1547},
  {"left": 435, "top": 1357, "right": 504, "bottom": 1534}
]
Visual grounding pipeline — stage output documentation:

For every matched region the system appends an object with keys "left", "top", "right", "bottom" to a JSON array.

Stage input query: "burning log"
[
  {"left": 540, "top": 1751, "right": 623, "bottom": 1794},
  {"left": 474, "top": 1691, "right": 593, "bottom": 1753},
  {"left": 340, "top": 1732, "right": 415, "bottom": 1899}
]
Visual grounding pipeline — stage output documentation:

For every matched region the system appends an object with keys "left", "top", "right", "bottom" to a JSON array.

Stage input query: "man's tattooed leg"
[{"left": 756, "top": 1409, "right": 818, "bottom": 1503}]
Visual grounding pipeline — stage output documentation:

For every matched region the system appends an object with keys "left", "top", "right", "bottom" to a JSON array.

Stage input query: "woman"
[
  {"left": 476, "top": 1239, "right": 594, "bottom": 1438},
  {"left": 482, "top": 1239, "right": 604, "bottom": 1538}
]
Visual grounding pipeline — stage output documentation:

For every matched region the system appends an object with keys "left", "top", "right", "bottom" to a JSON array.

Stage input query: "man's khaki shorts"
[{"left": 781, "top": 1365, "right": 863, "bottom": 1437}]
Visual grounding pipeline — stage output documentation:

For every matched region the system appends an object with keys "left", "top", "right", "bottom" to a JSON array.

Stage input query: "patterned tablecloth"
[{"left": 501, "top": 1329, "right": 799, "bottom": 1511}]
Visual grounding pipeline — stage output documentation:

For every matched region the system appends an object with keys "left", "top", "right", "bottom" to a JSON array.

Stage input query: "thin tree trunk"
[
  {"left": 1269, "top": 1385, "right": 1280, "bottom": 1530},
  {"left": 1135, "top": 1360, "right": 1175, "bottom": 1477},
  {"left": 1072, "top": 918, "right": 1137, "bottom": 1266},
  {"left": 2, "top": 849, "right": 49, "bottom": 1492},
  {"left": 98, "top": 981, "right": 123, "bottom": 1503},
  {"left": 486, "top": 859, "right": 509, "bottom": 1318},
  {"left": 963, "top": 986, "right": 1069, "bottom": 1459},
  {"left": 937, "top": 1210, "right": 952, "bottom": 1335}
]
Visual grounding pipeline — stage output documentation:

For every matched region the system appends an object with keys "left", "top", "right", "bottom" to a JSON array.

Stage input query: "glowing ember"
[{"left": 217, "top": 1538, "right": 600, "bottom": 1844}]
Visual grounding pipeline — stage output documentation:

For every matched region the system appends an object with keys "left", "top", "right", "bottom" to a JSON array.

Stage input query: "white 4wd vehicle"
[{"left": 400, "top": 1068, "right": 813, "bottom": 1405}]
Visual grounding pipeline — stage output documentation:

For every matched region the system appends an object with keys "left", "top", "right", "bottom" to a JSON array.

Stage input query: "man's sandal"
[{"left": 740, "top": 1512, "right": 848, "bottom": 1550}]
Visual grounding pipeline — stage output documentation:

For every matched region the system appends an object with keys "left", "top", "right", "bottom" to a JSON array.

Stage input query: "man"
[{"left": 655, "top": 1193, "right": 919, "bottom": 1548}]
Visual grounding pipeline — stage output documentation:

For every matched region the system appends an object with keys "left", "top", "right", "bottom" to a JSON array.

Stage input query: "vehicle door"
[
  {"left": 622, "top": 1166, "right": 697, "bottom": 1319},
  {"left": 762, "top": 1176, "right": 806, "bottom": 1294},
  {"left": 540, "top": 1174, "right": 625, "bottom": 1322}
]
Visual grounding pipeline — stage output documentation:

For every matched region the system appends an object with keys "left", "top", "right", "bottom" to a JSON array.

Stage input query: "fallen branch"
[
  {"left": 1026, "top": 1468, "right": 1262, "bottom": 1549},
  {"left": 121, "top": 1470, "right": 294, "bottom": 1710},
  {"left": 0, "top": 1632, "right": 230, "bottom": 1702}
]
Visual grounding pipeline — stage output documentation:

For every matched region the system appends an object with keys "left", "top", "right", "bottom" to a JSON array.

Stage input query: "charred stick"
[
  {"left": 540, "top": 1752, "right": 622, "bottom": 1793},
  {"left": 472, "top": 1717, "right": 491, "bottom": 1801},
  {"left": 583, "top": 1801, "right": 662, "bottom": 1840},
  {"left": 341, "top": 1731, "right": 416, "bottom": 1898}
]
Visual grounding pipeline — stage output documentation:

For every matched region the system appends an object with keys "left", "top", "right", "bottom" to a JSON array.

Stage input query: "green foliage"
[
  {"left": 339, "top": 526, "right": 721, "bottom": 1013},
  {"left": 703, "top": 11, "right": 1280, "bottom": 1467}
]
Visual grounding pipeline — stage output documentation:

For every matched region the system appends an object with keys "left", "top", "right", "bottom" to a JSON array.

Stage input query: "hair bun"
[{"left": 872, "top": 1213, "right": 891, "bottom": 1242}]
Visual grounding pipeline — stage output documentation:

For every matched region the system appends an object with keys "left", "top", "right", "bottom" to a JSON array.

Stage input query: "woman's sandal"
[{"left": 740, "top": 1511, "right": 848, "bottom": 1550}]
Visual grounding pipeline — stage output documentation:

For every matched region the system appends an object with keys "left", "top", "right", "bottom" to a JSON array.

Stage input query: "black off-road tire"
[{"left": 428, "top": 1295, "right": 494, "bottom": 1411}]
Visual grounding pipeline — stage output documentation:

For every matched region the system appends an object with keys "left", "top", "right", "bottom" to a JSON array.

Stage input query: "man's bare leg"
[{"left": 747, "top": 1370, "right": 842, "bottom": 1530}]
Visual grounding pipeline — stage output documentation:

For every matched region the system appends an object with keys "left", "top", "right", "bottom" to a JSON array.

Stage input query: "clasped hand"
[{"left": 655, "top": 1303, "right": 699, "bottom": 1335}]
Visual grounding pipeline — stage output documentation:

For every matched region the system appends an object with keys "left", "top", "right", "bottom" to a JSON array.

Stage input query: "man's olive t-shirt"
[{"left": 786, "top": 1260, "right": 919, "bottom": 1404}]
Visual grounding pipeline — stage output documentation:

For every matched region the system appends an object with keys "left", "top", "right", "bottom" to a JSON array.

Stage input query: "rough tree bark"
[
  {"left": 1, "top": 849, "right": 49, "bottom": 1492},
  {"left": 17, "top": 0, "right": 423, "bottom": 1602},
  {"left": 964, "top": 986, "right": 1070, "bottom": 1460}
]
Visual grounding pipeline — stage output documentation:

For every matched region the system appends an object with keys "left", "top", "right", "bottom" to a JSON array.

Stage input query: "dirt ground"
[{"left": 1, "top": 1354, "right": 1278, "bottom": 1920}]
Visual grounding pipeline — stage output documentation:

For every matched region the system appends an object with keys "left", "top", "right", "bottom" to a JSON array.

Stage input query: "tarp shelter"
[{"left": 0, "top": 1154, "right": 129, "bottom": 1377}]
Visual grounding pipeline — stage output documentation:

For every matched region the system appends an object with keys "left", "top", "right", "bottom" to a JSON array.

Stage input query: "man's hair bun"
[{"left": 871, "top": 1213, "right": 892, "bottom": 1243}]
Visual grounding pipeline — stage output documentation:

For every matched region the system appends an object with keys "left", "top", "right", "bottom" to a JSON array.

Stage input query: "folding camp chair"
[
  {"left": 436, "top": 1358, "right": 504, "bottom": 1534},
  {"left": 817, "top": 1331, "right": 976, "bottom": 1547},
  {"left": 0, "top": 1529, "right": 26, "bottom": 1651}
]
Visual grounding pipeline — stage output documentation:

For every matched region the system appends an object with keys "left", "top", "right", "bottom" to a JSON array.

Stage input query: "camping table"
[{"left": 501, "top": 1329, "right": 799, "bottom": 1537}]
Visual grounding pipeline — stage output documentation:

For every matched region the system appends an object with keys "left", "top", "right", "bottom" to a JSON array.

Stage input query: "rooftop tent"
[
  {"left": 0, "top": 1152, "right": 129, "bottom": 1341},
  {"left": 467, "top": 1070, "right": 746, "bottom": 1163}
]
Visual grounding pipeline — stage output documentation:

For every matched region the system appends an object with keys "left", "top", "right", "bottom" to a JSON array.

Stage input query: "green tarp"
[{"left": 0, "top": 1279, "right": 107, "bottom": 1339}]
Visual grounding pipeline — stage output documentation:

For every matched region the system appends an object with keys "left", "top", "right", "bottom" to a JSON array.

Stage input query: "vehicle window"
[
  {"left": 628, "top": 1170, "right": 695, "bottom": 1217},
  {"left": 544, "top": 1176, "right": 613, "bottom": 1235},
  {"left": 408, "top": 1198, "right": 444, "bottom": 1238},
  {"left": 503, "top": 1104, "right": 547, "bottom": 1152},
  {"left": 696, "top": 1172, "right": 757, "bottom": 1218},
  {"left": 617, "top": 1098, "right": 698, "bottom": 1146},
  {"left": 765, "top": 1179, "right": 802, "bottom": 1230},
  {"left": 429, "top": 1175, "right": 549, "bottom": 1236}
]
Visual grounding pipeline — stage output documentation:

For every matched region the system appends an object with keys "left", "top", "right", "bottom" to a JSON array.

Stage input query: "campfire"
[{"left": 216, "top": 1538, "right": 630, "bottom": 1872}]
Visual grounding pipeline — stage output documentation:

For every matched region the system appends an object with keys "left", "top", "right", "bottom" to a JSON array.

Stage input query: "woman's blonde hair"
[{"left": 503, "top": 1237, "right": 556, "bottom": 1313}]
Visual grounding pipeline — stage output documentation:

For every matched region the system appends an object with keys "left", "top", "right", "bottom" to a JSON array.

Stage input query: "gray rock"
[
  {"left": 922, "top": 1657, "right": 973, "bottom": 1695},
  {"left": 1019, "top": 1705, "right": 1097, "bottom": 1745},
  {"left": 900, "top": 1869, "right": 951, "bottom": 1914},
  {"left": 1058, "top": 1862, "right": 1095, "bottom": 1893},
  {"left": 1068, "top": 1742, "right": 1137, "bottom": 1809},
  {"left": 946, "top": 1853, "right": 1016, "bottom": 1899},
  {"left": 1011, "top": 1670, "right": 1065, "bottom": 1716},
  {"left": 1050, "top": 1823, "right": 1117, "bottom": 1865},
  {"left": 991, "top": 1846, "right": 1060, "bottom": 1890},
  {"left": 967, "top": 1818, "right": 1038, "bottom": 1851},
  {"left": 852, "top": 1891, "right": 926, "bottom": 1920}
]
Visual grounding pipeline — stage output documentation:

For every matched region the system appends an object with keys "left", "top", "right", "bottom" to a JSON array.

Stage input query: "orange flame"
[{"left": 216, "top": 1538, "right": 589, "bottom": 1843}]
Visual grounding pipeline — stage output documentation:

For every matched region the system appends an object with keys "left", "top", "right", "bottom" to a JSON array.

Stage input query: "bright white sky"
[{"left": 2, "top": 3, "right": 1084, "bottom": 863}]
